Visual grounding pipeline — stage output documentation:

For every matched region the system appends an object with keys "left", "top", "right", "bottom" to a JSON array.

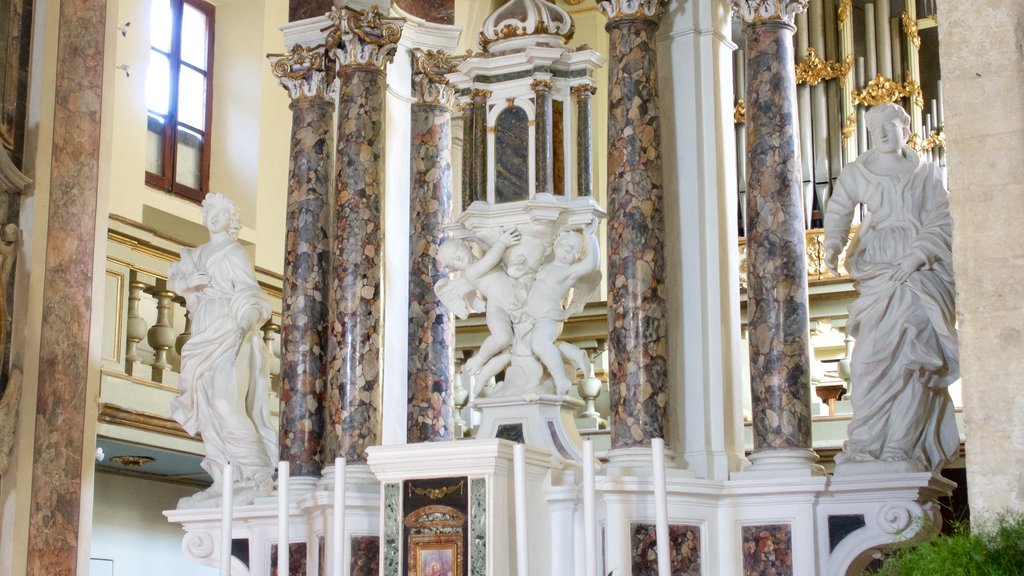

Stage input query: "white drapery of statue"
[
  {"left": 436, "top": 218, "right": 600, "bottom": 397},
  {"left": 824, "top": 103, "right": 960, "bottom": 473},
  {"left": 169, "top": 193, "right": 278, "bottom": 504}
]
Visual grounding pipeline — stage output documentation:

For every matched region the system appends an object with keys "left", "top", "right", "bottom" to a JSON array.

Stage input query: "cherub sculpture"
[
  {"left": 523, "top": 219, "right": 601, "bottom": 394},
  {"left": 435, "top": 228, "right": 523, "bottom": 396}
]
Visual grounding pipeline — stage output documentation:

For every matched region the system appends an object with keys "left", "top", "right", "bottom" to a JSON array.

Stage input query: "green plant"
[{"left": 871, "top": 512, "right": 1024, "bottom": 575}]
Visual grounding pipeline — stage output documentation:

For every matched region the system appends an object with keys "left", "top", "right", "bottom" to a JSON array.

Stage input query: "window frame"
[{"left": 145, "top": 0, "right": 216, "bottom": 203}]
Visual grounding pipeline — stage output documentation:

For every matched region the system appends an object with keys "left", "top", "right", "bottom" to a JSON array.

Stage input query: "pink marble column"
[
  {"left": 732, "top": 0, "right": 821, "bottom": 474},
  {"left": 326, "top": 6, "right": 402, "bottom": 464},
  {"left": 407, "top": 50, "right": 459, "bottom": 443},
  {"left": 597, "top": 0, "right": 670, "bottom": 452},
  {"left": 269, "top": 45, "right": 333, "bottom": 477},
  {"left": 27, "top": 0, "right": 106, "bottom": 573}
]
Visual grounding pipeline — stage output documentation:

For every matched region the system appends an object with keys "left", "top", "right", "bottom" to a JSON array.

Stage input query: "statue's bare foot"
[
  {"left": 553, "top": 376, "right": 572, "bottom": 396},
  {"left": 463, "top": 356, "right": 484, "bottom": 376},
  {"left": 255, "top": 473, "right": 273, "bottom": 495}
]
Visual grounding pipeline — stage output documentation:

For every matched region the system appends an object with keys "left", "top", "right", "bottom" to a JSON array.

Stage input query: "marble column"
[
  {"left": 471, "top": 89, "right": 490, "bottom": 203},
  {"left": 27, "top": 0, "right": 106, "bottom": 573},
  {"left": 407, "top": 49, "right": 458, "bottom": 443},
  {"left": 572, "top": 83, "right": 595, "bottom": 197},
  {"left": 731, "top": 0, "right": 822, "bottom": 476},
  {"left": 460, "top": 101, "right": 474, "bottom": 210},
  {"left": 533, "top": 79, "right": 554, "bottom": 196},
  {"left": 327, "top": 5, "right": 402, "bottom": 464},
  {"left": 597, "top": 0, "right": 670, "bottom": 454},
  {"left": 269, "top": 45, "right": 333, "bottom": 478}
]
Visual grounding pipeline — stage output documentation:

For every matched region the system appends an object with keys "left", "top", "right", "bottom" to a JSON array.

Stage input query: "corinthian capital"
[
  {"left": 327, "top": 5, "right": 404, "bottom": 70},
  {"left": 731, "top": 0, "right": 810, "bottom": 25},
  {"left": 411, "top": 49, "right": 465, "bottom": 107},
  {"left": 269, "top": 44, "right": 334, "bottom": 102},
  {"left": 595, "top": 0, "right": 668, "bottom": 21}
]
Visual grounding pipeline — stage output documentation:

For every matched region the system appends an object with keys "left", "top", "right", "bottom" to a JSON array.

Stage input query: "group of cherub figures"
[{"left": 435, "top": 218, "right": 601, "bottom": 398}]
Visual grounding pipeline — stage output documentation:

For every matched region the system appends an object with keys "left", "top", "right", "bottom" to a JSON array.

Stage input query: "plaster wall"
[{"left": 937, "top": 0, "right": 1024, "bottom": 518}]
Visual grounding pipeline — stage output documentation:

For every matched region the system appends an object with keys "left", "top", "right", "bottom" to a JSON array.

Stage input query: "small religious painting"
[{"left": 415, "top": 543, "right": 457, "bottom": 576}]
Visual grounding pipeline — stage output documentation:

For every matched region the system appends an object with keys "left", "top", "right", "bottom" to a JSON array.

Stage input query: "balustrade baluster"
[
  {"left": 125, "top": 278, "right": 148, "bottom": 376},
  {"left": 146, "top": 287, "right": 177, "bottom": 382}
]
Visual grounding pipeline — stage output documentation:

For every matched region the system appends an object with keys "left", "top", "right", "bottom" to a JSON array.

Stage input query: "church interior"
[{"left": 0, "top": 0, "right": 1021, "bottom": 574}]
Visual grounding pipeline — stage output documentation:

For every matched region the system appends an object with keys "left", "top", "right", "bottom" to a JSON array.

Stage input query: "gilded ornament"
[
  {"left": 920, "top": 126, "right": 945, "bottom": 152},
  {"left": 842, "top": 113, "right": 856, "bottom": 147},
  {"left": 730, "top": 0, "right": 810, "bottom": 25},
  {"left": 268, "top": 43, "right": 333, "bottom": 101},
  {"left": 852, "top": 74, "right": 922, "bottom": 107},
  {"left": 411, "top": 49, "right": 466, "bottom": 107},
  {"left": 795, "top": 48, "right": 853, "bottom": 87},
  {"left": 409, "top": 480, "right": 465, "bottom": 500},
  {"left": 837, "top": 0, "right": 852, "bottom": 26},
  {"left": 901, "top": 11, "right": 921, "bottom": 50},
  {"left": 596, "top": 0, "right": 669, "bottom": 21},
  {"left": 734, "top": 99, "right": 746, "bottom": 124},
  {"left": 571, "top": 83, "right": 597, "bottom": 97},
  {"left": 109, "top": 455, "right": 155, "bottom": 469},
  {"left": 531, "top": 79, "right": 555, "bottom": 92},
  {"left": 470, "top": 89, "right": 493, "bottom": 100},
  {"left": 327, "top": 5, "right": 403, "bottom": 70}
]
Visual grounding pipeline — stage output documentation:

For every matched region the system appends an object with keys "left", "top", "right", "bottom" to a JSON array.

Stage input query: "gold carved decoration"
[
  {"left": 408, "top": 480, "right": 465, "bottom": 500},
  {"left": 842, "top": 113, "right": 856, "bottom": 148},
  {"left": 479, "top": 20, "right": 576, "bottom": 52},
  {"left": 571, "top": 83, "right": 597, "bottom": 98},
  {"left": 470, "top": 89, "right": 492, "bottom": 100},
  {"left": 907, "top": 132, "right": 922, "bottom": 150},
  {"left": 531, "top": 79, "right": 554, "bottom": 92},
  {"left": 919, "top": 126, "right": 945, "bottom": 152},
  {"left": 110, "top": 455, "right": 156, "bottom": 469},
  {"left": 795, "top": 48, "right": 853, "bottom": 87},
  {"left": 837, "top": 0, "right": 852, "bottom": 26},
  {"left": 852, "top": 74, "right": 923, "bottom": 108},
  {"left": 901, "top": 11, "right": 921, "bottom": 50},
  {"left": 734, "top": 99, "right": 746, "bottom": 124}
]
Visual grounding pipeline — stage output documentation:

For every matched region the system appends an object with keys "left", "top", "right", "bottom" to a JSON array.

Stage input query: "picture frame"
[{"left": 409, "top": 533, "right": 462, "bottom": 576}]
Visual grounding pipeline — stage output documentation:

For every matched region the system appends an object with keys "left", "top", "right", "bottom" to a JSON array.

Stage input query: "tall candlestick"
[
  {"left": 652, "top": 438, "right": 670, "bottom": 576},
  {"left": 278, "top": 462, "right": 289, "bottom": 576},
  {"left": 333, "top": 457, "right": 347, "bottom": 576},
  {"left": 583, "top": 440, "right": 597, "bottom": 576},
  {"left": 220, "top": 463, "right": 233, "bottom": 576},
  {"left": 513, "top": 444, "right": 529, "bottom": 576}
]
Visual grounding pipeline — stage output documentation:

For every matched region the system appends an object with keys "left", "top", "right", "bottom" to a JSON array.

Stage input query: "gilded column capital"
[
  {"left": 571, "top": 83, "right": 597, "bottom": 98},
  {"left": 269, "top": 44, "right": 334, "bottom": 102},
  {"left": 327, "top": 5, "right": 404, "bottom": 71},
  {"left": 595, "top": 0, "right": 668, "bottom": 21},
  {"left": 411, "top": 49, "right": 464, "bottom": 107},
  {"left": 531, "top": 79, "right": 554, "bottom": 93},
  {"left": 730, "top": 0, "right": 809, "bottom": 25}
]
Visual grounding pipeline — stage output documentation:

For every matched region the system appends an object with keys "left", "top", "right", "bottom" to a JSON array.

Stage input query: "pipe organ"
[{"left": 733, "top": 0, "right": 946, "bottom": 237}]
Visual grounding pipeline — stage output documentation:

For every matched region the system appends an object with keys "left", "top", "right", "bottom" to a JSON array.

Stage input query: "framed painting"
[{"left": 409, "top": 533, "right": 462, "bottom": 576}]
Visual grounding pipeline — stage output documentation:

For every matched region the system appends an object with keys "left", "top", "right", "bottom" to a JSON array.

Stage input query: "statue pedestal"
[{"left": 473, "top": 393, "right": 585, "bottom": 462}]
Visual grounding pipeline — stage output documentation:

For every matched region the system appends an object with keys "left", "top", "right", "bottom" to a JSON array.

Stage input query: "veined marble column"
[
  {"left": 407, "top": 49, "right": 458, "bottom": 443},
  {"left": 460, "top": 101, "right": 474, "bottom": 210},
  {"left": 533, "top": 79, "right": 554, "bottom": 195},
  {"left": 471, "top": 89, "right": 490, "bottom": 203},
  {"left": 597, "top": 0, "right": 670, "bottom": 455},
  {"left": 327, "top": 5, "right": 402, "bottom": 464},
  {"left": 572, "top": 83, "right": 595, "bottom": 197},
  {"left": 269, "top": 45, "right": 333, "bottom": 478},
  {"left": 731, "top": 0, "right": 822, "bottom": 476}
]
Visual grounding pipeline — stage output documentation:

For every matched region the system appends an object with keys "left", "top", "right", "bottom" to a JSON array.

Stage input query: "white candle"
[
  {"left": 278, "top": 462, "right": 289, "bottom": 576},
  {"left": 583, "top": 440, "right": 597, "bottom": 576},
  {"left": 652, "top": 438, "right": 670, "bottom": 576},
  {"left": 333, "top": 457, "right": 347, "bottom": 576},
  {"left": 513, "top": 444, "right": 529, "bottom": 576},
  {"left": 220, "top": 463, "right": 233, "bottom": 576}
]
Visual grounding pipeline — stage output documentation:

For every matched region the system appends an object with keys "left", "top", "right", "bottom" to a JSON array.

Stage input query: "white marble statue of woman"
[
  {"left": 169, "top": 193, "right": 278, "bottom": 504},
  {"left": 824, "top": 103, "right": 959, "bottom": 473}
]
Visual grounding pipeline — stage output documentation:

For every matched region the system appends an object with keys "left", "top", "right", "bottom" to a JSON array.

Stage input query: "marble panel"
[
  {"left": 469, "top": 478, "right": 486, "bottom": 576},
  {"left": 604, "top": 16, "right": 669, "bottom": 450},
  {"left": 329, "top": 66, "right": 386, "bottom": 464},
  {"left": 741, "top": 523, "right": 793, "bottom": 576},
  {"left": 384, "top": 483, "right": 401, "bottom": 576},
  {"left": 270, "top": 542, "right": 308, "bottom": 576},
  {"left": 27, "top": 0, "right": 105, "bottom": 573},
  {"left": 494, "top": 106, "right": 529, "bottom": 203},
  {"left": 280, "top": 97, "right": 332, "bottom": 476},
  {"left": 630, "top": 523, "right": 701, "bottom": 576},
  {"left": 289, "top": 0, "right": 331, "bottom": 22},
  {"left": 351, "top": 535, "right": 380, "bottom": 576},
  {"left": 742, "top": 21, "right": 813, "bottom": 450},
  {"left": 394, "top": 0, "right": 454, "bottom": 24},
  {"left": 408, "top": 102, "right": 455, "bottom": 444}
]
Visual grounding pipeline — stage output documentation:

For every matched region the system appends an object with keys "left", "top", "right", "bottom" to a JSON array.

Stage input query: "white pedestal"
[{"left": 473, "top": 394, "right": 585, "bottom": 462}]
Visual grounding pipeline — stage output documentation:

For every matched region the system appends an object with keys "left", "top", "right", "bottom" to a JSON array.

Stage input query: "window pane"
[
  {"left": 150, "top": 0, "right": 173, "bottom": 53},
  {"left": 177, "top": 65, "right": 207, "bottom": 129},
  {"left": 146, "top": 114, "right": 165, "bottom": 174},
  {"left": 181, "top": 3, "right": 208, "bottom": 70},
  {"left": 146, "top": 50, "right": 170, "bottom": 116},
  {"left": 175, "top": 125, "right": 202, "bottom": 189}
]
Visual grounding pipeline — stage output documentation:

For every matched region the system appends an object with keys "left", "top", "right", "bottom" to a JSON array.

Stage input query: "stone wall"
[{"left": 938, "top": 0, "right": 1024, "bottom": 518}]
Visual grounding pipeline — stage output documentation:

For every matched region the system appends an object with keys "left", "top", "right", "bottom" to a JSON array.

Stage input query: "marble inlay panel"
[
  {"left": 329, "top": 67, "right": 386, "bottom": 464},
  {"left": 280, "top": 97, "right": 332, "bottom": 476},
  {"left": 351, "top": 535, "right": 380, "bottom": 576},
  {"left": 270, "top": 542, "right": 308, "bottom": 576},
  {"left": 384, "top": 483, "right": 401, "bottom": 576},
  {"left": 469, "top": 478, "right": 487, "bottom": 576},
  {"left": 494, "top": 106, "right": 529, "bottom": 203},
  {"left": 289, "top": 0, "right": 331, "bottom": 22},
  {"left": 604, "top": 15, "right": 669, "bottom": 450},
  {"left": 27, "top": 0, "right": 105, "bottom": 574},
  {"left": 743, "top": 20, "right": 813, "bottom": 450},
  {"left": 631, "top": 523, "right": 701, "bottom": 576},
  {"left": 394, "top": 0, "right": 454, "bottom": 24},
  {"left": 408, "top": 102, "right": 454, "bottom": 444},
  {"left": 741, "top": 523, "right": 794, "bottom": 576}
]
